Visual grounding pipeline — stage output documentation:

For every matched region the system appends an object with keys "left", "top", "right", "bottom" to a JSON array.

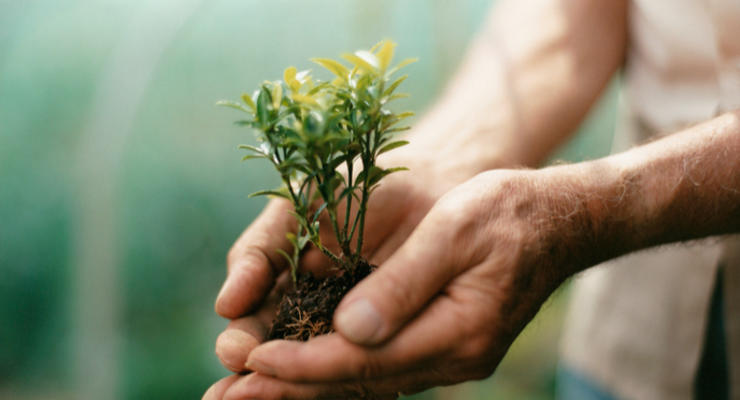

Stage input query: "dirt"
[{"left": 267, "top": 259, "right": 374, "bottom": 341}]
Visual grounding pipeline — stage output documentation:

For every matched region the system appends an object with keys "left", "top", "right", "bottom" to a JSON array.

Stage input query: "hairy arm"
[
  {"left": 404, "top": 0, "right": 627, "bottom": 182},
  {"left": 575, "top": 111, "right": 740, "bottom": 268}
]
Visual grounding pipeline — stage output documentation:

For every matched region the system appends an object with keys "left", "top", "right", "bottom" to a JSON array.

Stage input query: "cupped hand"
[
  {"left": 205, "top": 148, "right": 469, "bottom": 397},
  {"left": 208, "top": 167, "right": 599, "bottom": 399}
]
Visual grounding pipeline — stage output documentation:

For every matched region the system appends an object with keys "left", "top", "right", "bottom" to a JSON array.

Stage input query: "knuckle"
[
  {"left": 455, "top": 332, "right": 494, "bottom": 364},
  {"left": 341, "top": 382, "right": 375, "bottom": 399},
  {"left": 467, "top": 362, "right": 496, "bottom": 381},
  {"left": 375, "top": 269, "right": 413, "bottom": 322},
  {"left": 354, "top": 353, "right": 385, "bottom": 380},
  {"left": 232, "top": 246, "right": 275, "bottom": 277}
]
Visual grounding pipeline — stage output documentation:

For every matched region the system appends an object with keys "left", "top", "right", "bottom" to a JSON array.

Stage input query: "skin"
[{"left": 205, "top": 0, "right": 740, "bottom": 398}]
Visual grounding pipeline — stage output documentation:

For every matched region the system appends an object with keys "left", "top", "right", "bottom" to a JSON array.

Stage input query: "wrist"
[{"left": 530, "top": 160, "right": 638, "bottom": 275}]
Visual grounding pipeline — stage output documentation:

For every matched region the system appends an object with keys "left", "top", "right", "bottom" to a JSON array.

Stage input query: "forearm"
[
  {"left": 559, "top": 112, "right": 740, "bottom": 269},
  {"left": 405, "top": 0, "right": 627, "bottom": 182}
]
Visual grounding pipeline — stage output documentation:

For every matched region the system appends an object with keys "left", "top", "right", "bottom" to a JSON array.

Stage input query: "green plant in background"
[{"left": 218, "top": 40, "right": 416, "bottom": 281}]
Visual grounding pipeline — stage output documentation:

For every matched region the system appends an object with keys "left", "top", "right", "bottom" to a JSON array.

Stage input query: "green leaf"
[
  {"left": 256, "top": 87, "right": 271, "bottom": 124},
  {"left": 385, "top": 126, "right": 411, "bottom": 134},
  {"left": 311, "top": 58, "right": 349, "bottom": 80},
  {"left": 388, "top": 93, "right": 410, "bottom": 101},
  {"left": 248, "top": 187, "right": 291, "bottom": 199},
  {"left": 241, "top": 153, "right": 268, "bottom": 161},
  {"left": 233, "top": 120, "right": 257, "bottom": 128},
  {"left": 370, "top": 166, "right": 408, "bottom": 186},
  {"left": 276, "top": 248, "right": 296, "bottom": 269},
  {"left": 216, "top": 100, "right": 251, "bottom": 113},
  {"left": 288, "top": 210, "right": 309, "bottom": 230},
  {"left": 377, "top": 140, "right": 409, "bottom": 155},
  {"left": 238, "top": 144, "right": 267, "bottom": 154},
  {"left": 311, "top": 202, "right": 328, "bottom": 223},
  {"left": 383, "top": 75, "right": 407, "bottom": 97}
]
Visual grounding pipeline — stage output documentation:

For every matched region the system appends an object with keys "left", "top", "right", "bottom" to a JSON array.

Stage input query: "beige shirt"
[{"left": 560, "top": 1, "right": 740, "bottom": 399}]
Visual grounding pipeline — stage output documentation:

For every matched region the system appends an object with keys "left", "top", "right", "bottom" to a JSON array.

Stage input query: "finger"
[
  {"left": 203, "top": 375, "right": 240, "bottom": 400},
  {"left": 224, "top": 371, "right": 446, "bottom": 400},
  {"left": 216, "top": 200, "right": 295, "bottom": 318},
  {"left": 216, "top": 271, "right": 293, "bottom": 372},
  {"left": 216, "top": 318, "right": 267, "bottom": 373},
  {"left": 334, "top": 205, "right": 466, "bottom": 345},
  {"left": 245, "top": 295, "right": 464, "bottom": 382}
]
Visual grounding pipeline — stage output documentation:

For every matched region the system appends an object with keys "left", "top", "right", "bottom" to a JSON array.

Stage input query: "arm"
[
  {"left": 580, "top": 111, "right": 740, "bottom": 266},
  {"left": 404, "top": 0, "right": 627, "bottom": 182}
]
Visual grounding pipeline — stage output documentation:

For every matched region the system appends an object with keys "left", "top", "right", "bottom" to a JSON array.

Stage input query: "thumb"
[
  {"left": 334, "top": 211, "right": 459, "bottom": 345},
  {"left": 216, "top": 200, "right": 294, "bottom": 318}
]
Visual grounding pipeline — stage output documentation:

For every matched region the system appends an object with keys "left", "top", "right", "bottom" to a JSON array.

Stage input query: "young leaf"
[
  {"left": 369, "top": 166, "right": 408, "bottom": 186},
  {"left": 290, "top": 93, "right": 319, "bottom": 106},
  {"left": 311, "top": 58, "right": 349, "bottom": 81},
  {"left": 369, "top": 41, "right": 383, "bottom": 54},
  {"left": 240, "top": 93, "right": 257, "bottom": 112},
  {"left": 241, "top": 154, "right": 267, "bottom": 161},
  {"left": 271, "top": 83, "right": 283, "bottom": 109},
  {"left": 284, "top": 66, "right": 301, "bottom": 91},
  {"left": 341, "top": 53, "right": 376, "bottom": 73},
  {"left": 387, "top": 58, "right": 418, "bottom": 76},
  {"left": 383, "top": 75, "right": 407, "bottom": 97},
  {"left": 216, "top": 100, "right": 251, "bottom": 114},
  {"left": 376, "top": 40, "right": 396, "bottom": 71},
  {"left": 388, "top": 93, "right": 410, "bottom": 101},
  {"left": 238, "top": 144, "right": 267, "bottom": 154}
]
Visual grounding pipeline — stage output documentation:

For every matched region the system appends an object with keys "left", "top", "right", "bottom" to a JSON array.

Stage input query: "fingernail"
[
  {"left": 335, "top": 298, "right": 382, "bottom": 344},
  {"left": 216, "top": 276, "right": 234, "bottom": 305},
  {"left": 245, "top": 356, "right": 277, "bottom": 377}
]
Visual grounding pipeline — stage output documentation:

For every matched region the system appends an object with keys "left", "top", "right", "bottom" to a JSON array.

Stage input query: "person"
[{"left": 203, "top": 0, "right": 740, "bottom": 398}]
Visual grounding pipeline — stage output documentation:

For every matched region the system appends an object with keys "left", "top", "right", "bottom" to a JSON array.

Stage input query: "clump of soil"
[{"left": 267, "top": 259, "right": 374, "bottom": 341}]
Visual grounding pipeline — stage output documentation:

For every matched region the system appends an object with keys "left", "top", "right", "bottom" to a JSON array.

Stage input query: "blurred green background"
[{"left": 0, "top": 0, "right": 617, "bottom": 399}]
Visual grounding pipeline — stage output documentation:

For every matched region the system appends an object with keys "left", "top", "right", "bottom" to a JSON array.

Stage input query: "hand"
[
  {"left": 205, "top": 147, "right": 478, "bottom": 399},
  {"left": 213, "top": 167, "right": 601, "bottom": 399}
]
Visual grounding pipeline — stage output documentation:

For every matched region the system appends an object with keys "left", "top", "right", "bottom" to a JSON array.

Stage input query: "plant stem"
[
  {"left": 354, "top": 149, "right": 372, "bottom": 259},
  {"left": 341, "top": 161, "right": 354, "bottom": 257},
  {"left": 318, "top": 245, "right": 342, "bottom": 266}
]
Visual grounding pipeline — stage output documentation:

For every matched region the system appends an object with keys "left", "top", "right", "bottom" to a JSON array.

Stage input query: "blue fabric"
[{"left": 556, "top": 366, "right": 617, "bottom": 400}]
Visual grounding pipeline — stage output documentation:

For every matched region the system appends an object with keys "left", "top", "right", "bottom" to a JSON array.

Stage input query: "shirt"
[{"left": 560, "top": 0, "right": 740, "bottom": 399}]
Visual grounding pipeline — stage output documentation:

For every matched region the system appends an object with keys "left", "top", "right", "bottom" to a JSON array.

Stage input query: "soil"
[{"left": 267, "top": 259, "right": 375, "bottom": 341}]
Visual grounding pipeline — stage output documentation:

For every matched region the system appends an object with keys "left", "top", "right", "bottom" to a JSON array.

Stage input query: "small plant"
[{"left": 218, "top": 40, "right": 416, "bottom": 340}]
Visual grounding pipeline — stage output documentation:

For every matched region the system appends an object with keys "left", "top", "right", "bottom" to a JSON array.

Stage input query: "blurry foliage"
[{"left": 0, "top": 0, "right": 616, "bottom": 399}]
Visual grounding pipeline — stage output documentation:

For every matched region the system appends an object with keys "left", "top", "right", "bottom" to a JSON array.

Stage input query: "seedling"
[{"left": 219, "top": 40, "right": 415, "bottom": 340}]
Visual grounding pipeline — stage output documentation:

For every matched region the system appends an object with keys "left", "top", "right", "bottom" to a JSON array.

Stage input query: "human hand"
[
  {"left": 206, "top": 147, "right": 475, "bottom": 398},
  {"left": 211, "top": 166, "right": 605, "bottom": 399}
]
